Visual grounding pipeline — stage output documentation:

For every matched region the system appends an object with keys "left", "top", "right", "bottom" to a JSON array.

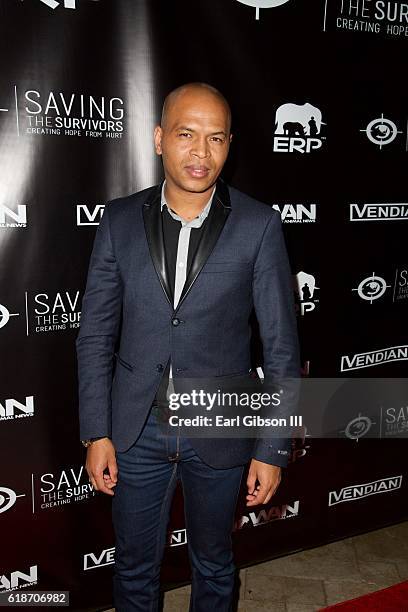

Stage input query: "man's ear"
[{"left": 154, "top": 125, "right": 163, "bottom": 155}]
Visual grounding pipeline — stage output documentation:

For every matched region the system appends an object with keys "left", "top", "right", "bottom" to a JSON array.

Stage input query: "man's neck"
[{"left": 164, "top": 179, "right": 215, "bottom": 221}]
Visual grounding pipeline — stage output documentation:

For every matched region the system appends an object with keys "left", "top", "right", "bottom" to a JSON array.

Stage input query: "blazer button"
[
  {"left": 156, "top": 364, "right": 164, "bottom": 372},
  {"left": 172, "top": 318, "right": 181, "bottom": 326}
]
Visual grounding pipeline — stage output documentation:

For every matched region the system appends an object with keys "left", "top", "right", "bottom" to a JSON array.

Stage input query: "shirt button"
[
  {"left": 156, "top": 364, "right": 164, "bottom": 372},
  {"left": 178, "top": 261, "right": 185, "bottom": 268},
  {"left": 172, "top": 318, "right": 180, "bottom": 326}
]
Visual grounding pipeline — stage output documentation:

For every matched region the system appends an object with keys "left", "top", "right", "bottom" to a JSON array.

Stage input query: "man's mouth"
[{"left": 185, "top": 165, "right": 210, "bottom": 178}]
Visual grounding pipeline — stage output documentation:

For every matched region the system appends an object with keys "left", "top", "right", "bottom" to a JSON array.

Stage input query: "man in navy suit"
[{"left": 77, "top": 82, "right": 300, "bottom": 611}]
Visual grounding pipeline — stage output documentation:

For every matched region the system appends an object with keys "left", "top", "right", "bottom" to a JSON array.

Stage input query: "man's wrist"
[{"left": 81, "top": 436, "right": 110, "bottom": 448}]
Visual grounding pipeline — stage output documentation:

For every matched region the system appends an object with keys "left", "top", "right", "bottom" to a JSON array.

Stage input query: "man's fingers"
[
  {"left": 102, "top": 459, "right": 118, "bottom": 488},
  {"left": 246, "top": 482, "right": 276, "bottom": 506},
  {"left": 85, "top": 440, "right": 117, "bottom": 495},
  {"left": 102, "top": 475, "right": 117, "bottom": 489},
  {"left": 246, "top": 472, "right": 257, "bottom": 495},
  {"left": 107, "top": 458, "right": 118, "bottom": 483},
  {"left": 246, "top": 486, "right": 266, "bottom": 506},
  {"left": 93, "top": 471, "right": 115, "bottom": 496},
  {"left": 252, "top": 482, "right": 269, "bottom": 504},
  {"left": 246, "top": 461, "right": 282, "bottom": 506},
  {"left": 263, "top": 492, "right": 274, "bottom": 505},
  {"left": 245, "top": 484, "right": 260, "bottom": 498},
  {"left": 261, "top": 486, "right": 276, "bottom": 505},
  {"left": 88, "top": 467, "right": 115, "bottom": 496}
]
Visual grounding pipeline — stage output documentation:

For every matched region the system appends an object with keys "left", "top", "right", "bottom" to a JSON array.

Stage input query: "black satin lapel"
[
  {"left": 175, "top": 180, "right": 231, "bottom": 312},
  {"left": 142, "top": 183, "right": 173, "bottom": 308}
]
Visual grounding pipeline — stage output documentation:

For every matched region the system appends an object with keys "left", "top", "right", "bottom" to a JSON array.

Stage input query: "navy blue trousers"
[{"left": 111, "top": 403, "right": 244, "bottom": 612}]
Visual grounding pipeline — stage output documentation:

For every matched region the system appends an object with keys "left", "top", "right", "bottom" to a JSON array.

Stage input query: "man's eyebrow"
[{"left": 174, "top": 126, "right": 227, "bottom": 136}]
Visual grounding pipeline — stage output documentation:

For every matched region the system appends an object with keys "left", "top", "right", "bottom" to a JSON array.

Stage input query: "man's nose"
[{"left": 191, "top": 137, "right": 210, "bottom": 159}]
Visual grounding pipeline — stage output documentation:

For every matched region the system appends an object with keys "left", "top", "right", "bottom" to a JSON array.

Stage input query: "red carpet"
[{"left": 319, "top": 580, "right": 408, "bottom": 611}]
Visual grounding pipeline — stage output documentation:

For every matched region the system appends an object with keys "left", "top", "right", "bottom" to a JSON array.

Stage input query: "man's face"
[{"left": 154, "top": 90, "right": 232, "bottom": 194}]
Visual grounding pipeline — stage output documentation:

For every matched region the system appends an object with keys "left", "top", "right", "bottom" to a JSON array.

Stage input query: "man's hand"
[
  {"left": 86, "top": 438, "right": 118, "bottom": 496},
  {"left": 246, "top": 458, "right": 281, "bottom": 506}
]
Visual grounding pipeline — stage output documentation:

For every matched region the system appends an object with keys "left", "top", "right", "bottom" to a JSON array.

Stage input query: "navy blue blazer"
[{"left": 76, "top": 179, "right": 300, "bottom": 468}]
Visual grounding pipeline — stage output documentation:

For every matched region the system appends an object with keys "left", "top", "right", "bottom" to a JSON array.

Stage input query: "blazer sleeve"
[
  {"left": 75, "top": 202, "right": 123, "bottom": 440},
  {"left": 251, "top": 210, "right": 301, "bottom": 468}
]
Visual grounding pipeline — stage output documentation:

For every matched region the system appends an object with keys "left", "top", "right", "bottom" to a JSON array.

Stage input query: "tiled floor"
[{"left": 106, "top": 520, "right": 408, "bottom": 611}]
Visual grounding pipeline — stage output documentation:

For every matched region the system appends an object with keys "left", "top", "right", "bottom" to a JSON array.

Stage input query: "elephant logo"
[
  {"left": 294, "top": 271, "right": 318, "bottom": 301},
  {"left": 293, "top": 271, "right": 319, "bottom": 315},
  {"left": 235, "top": 0, "right": 291, "bottom": 20},
  {"left": 273, "top": 102, "right": 326, "bottom": 153},
  {"left": 275, "top": 103, "right": 325, "bottom": 136}
]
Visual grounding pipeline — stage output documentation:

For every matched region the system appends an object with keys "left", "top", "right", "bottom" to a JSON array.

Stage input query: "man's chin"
[{"left": 177, "top": 175, "right": 217, "bottom": 194}]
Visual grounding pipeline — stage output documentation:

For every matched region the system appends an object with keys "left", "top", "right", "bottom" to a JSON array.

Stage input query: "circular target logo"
[
  {"left": 343, "top": 415, "right": 373, "bottom": 440},
  {"left": 0, "top": 487, "right": 18, "bottom": 513},
  {"left": 352, "top": 273, "right": 391, "bottom": 304},
  {"left": 0, "top": 304, "right": 11, "bottom": 329},
  {"left": 235, "top": 0, "right": 291, "bottom": 19},
  {"left": 362, "top": 114, "right": 402, "bottom": 149}
]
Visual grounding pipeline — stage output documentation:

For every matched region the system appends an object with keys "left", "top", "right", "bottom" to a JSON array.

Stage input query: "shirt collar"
[{"left": 160, "top": 179, "right": 216, "bottom": 228}]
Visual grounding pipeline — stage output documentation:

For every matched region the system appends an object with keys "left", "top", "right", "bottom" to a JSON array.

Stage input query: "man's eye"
[
  {"left": 178, "top": 132, "right": 191, "bottom": 137},
  {"left": 211, "top": 137, "right": 224, "bottom": 143}
]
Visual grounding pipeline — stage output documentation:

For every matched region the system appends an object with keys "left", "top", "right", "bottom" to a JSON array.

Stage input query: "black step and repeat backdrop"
[{"left": 1, "top": 0, "right": 407, "bottom": 609}]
